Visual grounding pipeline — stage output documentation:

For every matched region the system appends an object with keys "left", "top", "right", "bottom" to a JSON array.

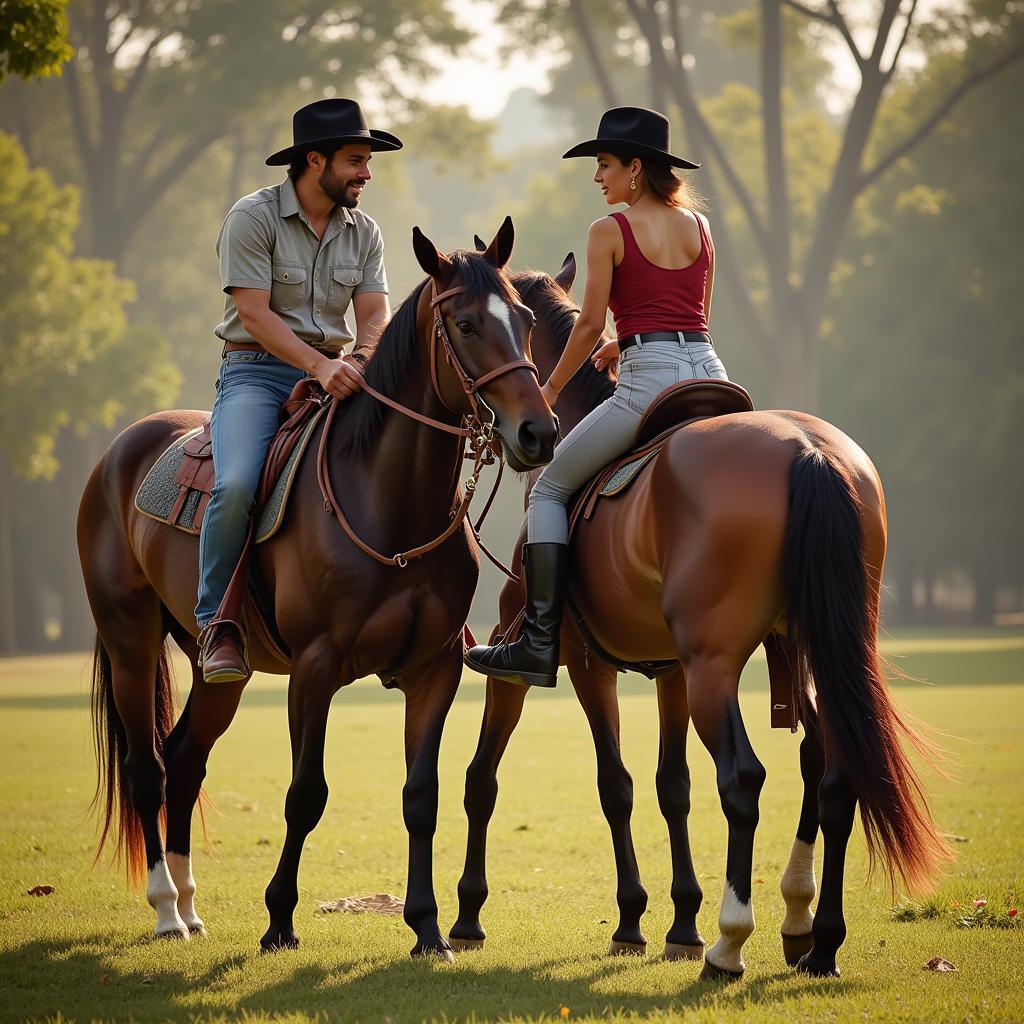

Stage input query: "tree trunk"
[
  {"left": 0, "top": 455, "right": 17, "bottom": 653},
  {"left": 55, "top": 432, "right": 100, "bottom": 650}
]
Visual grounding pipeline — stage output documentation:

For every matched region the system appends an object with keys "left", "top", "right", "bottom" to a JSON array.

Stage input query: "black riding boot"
[{"left": 464, "top": 542, "right": 569, "bottom": 688}]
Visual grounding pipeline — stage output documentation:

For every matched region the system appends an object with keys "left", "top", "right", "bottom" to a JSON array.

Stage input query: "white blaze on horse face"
[
  {"left": 167, "top": 851, "right": 205, "bottom": 935},
  {"left": 486, "top": 293, "right": 521, "bottom": 355},
  {"left": 705, "top": 880, "right": 755, "bottom": 974},
  {"left": 147, "top": 858, "right": 190, "bottom": 939},
  {"left": 780, "top": 838, "right": 816, "bottom": 936}
]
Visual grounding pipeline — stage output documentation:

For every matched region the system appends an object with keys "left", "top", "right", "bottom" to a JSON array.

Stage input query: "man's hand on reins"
[{"left": 315, "top": 356, "right": 365, "bottom": 401}]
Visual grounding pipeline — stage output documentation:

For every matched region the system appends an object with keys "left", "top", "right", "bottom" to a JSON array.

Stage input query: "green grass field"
[{"left": 1, "top": 631, "right": 1022, "bottom": 1023}]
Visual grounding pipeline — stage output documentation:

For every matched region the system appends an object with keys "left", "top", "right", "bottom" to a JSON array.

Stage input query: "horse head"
[{"left": 412, "top": 217, "right": 557, "bottom": 471}]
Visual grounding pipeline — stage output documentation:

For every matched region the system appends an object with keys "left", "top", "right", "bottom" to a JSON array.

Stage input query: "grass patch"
[{"left": 1, "top": 630, "right": 1022, "bottom": 1022}]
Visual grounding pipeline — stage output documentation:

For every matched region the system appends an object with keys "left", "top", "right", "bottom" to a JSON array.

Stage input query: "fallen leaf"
[
  {"left": 923, "top": 956, "right": 958, "bottom": 972},
  {"left": 27, "top": 885, "right": 55, "bottom": 897}
]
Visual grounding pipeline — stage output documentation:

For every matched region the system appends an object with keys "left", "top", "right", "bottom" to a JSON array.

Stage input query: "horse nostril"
[{"left": 517, "top": 421, "right": 542, "bottom": 458}]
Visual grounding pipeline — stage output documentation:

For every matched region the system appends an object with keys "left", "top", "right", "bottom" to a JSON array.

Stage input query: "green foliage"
[
  {"left": 825, "top": 39, "right": 1024, "bottom": 593},
  {"left": 0, "top": 133, "right": 179, "bottom": 478},
  {"left": 0, "top": 0, "right": 72, "bottom": 82}
]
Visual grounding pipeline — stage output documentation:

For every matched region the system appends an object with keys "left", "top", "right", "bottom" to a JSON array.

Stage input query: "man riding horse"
[{"left": 197, "top": 98, "right": 401, "bottom": 682}]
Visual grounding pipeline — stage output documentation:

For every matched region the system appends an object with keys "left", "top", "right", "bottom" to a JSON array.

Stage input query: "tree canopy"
[{"left": 0, "top": 0, "right": 72, "bottom": 83}]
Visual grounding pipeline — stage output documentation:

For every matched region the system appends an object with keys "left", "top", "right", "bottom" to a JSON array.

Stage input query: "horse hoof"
[
  {"left": 411, "top": 943, "right": 455, "bottom": 963},
  {"left": 448, "top": 936, "right": 485, "bottom": 952},
  {"left": 155, "top": 925, "right": 190, "bottom": 942},
  {"left": 260, "top": 929, "right": 299, "bottom": 953},
  {"left": 607, "top": 939, "right": 647, "bottom": 956},
  {"left": 782, "top": 932, "right": 814, "bottom": 967},
  {"left": 699, "top": 957, "right": 744, "bottom": 982},
  {"left": 188, "top": 923, "right": 208, "bottom": 939},
  {"left": 664, "top": 942, "right": 705, "bottom": 961},
  {"left": 796, "top": 952, "right": 840, "bottom": 978}
]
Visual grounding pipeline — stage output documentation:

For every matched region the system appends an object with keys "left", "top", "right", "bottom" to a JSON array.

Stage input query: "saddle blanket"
[
  {"left": 598, "top": 448, "right": 659, "bottom": 497},
  {"left": 134, "top": 406, "right": 325, "bottom": 544}
]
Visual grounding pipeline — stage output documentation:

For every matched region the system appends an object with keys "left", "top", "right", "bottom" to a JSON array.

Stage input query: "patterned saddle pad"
[{"left": 134, "top": 406, "right": 325, "bottom": 544}]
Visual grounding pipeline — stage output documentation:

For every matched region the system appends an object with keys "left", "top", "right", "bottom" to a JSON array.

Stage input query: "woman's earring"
[{"left": 630, "top": 176, "right": 637, "bottom": 191}]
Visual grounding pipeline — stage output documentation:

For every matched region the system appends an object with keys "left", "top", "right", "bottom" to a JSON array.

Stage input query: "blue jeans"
[
  {"left": 527, "top": 335, "right": 728, "bottom": 545},
  {"left": 195, "top": 351, "right": 305, "bottom": 628}
]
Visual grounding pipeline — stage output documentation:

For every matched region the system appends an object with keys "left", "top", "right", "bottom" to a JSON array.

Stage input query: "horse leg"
[
  {"left": 401, "top": 650, "right": 461, "bottom": 960},
  {"left": 107, "top": 615, "right": 188, "bottom": 940},
  {"left": 569, "top": 643, "right": 648, "bottom": 956},
  {"left": 686, "top": 659, "right": 765, "bottom": 981},
  {"left": 163, "top": 631, "right": 247, "bottom": 937},
  {"left": 780, "top": 709, "right": 825, "bottom": 967},
  {"left": 450, "top": 665, "right": 530, "bottom": 951},
  {"left": 261, "top": 643, "right": 337, "bottom": 952},
  {"left": 796, "top": 763, "right": 856, "bottom": 977},
  {"left": 655, "top": 667, "right": 705, "bottom": 961}
]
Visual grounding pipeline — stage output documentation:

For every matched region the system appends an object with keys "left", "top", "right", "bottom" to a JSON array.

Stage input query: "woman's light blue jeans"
[
  {"left": 195, "top": 351, "right": 305, "bottom": 628},
  {"left": 527, "top": 334, "right": 728, "bottom": 545}
]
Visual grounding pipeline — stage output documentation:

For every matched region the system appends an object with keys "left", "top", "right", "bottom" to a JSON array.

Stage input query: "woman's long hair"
[{"left": 611, "top": 152, "right": 706, "bottom": 210}]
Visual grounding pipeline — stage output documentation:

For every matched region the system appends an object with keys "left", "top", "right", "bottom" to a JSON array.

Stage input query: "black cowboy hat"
[
  {"left": 562, "top": 106, "right": 698, "bottom": 170},
  {"left": 266, "top": 98, "right": 403, "bottom": 166}
]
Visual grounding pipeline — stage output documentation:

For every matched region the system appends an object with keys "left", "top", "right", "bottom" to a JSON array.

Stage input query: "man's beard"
[{"left": 319, "top": 165, "right": 363, "bottom": 208}]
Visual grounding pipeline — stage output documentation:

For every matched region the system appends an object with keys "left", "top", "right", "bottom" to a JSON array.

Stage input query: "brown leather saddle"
[
  {"left": 163, "top": 378, "right": 327, "bottom": 535},
  {"left": 568, "top": 379, "right": 753, "bottom": 536}
]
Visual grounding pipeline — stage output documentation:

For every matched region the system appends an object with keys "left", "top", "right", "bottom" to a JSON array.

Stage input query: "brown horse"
[
  {"left": 78, "top": 220, "right": 558, "bottom": 957},
  {"left": 449, "top": 258, "right": 950, "bottom": 978}
]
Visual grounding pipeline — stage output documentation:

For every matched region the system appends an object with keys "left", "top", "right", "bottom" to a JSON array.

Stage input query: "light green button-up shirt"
[{"left": 214, "top": 176, "right": 388, "bottom": 355}]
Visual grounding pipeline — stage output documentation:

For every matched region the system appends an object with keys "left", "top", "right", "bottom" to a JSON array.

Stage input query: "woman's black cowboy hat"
[
  {"left": 562, "top": 106, "right": 698, "bottom": 170},
  {"left": 266, "top": 98, "right": 403, "bottom": 166}
]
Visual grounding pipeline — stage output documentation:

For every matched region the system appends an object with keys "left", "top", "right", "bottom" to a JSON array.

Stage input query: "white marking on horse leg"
[
  {"left": 780, "top": 838, "right": 816, "bottom": 935},
  {"left": 486, "top": 293, "right": 520, "bottom": 353},
  {"left": 167, "top": 851, "right": 205, "bottom": 935},
  {"left": 147, "top": 859, "right": 189, "bottom": 939},
  {"left": 705, "top": 881, "right": 755, "bottom": 974}
]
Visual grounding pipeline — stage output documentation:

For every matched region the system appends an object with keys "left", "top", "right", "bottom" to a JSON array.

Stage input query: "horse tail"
[
  {"left": 90, "top": 634, "right": 176, "bottom": 885},
  {"left": 783, "top": 447, "right": 950, "bottom": 894}
]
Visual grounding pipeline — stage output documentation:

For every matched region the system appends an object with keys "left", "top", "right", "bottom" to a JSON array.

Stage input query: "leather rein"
[{"left": 315, "top": 280, "right": 537, "bottom": 574}]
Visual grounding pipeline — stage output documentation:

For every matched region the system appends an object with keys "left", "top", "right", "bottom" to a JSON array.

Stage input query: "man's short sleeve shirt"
[{"left": 214, "top": 176, "right": 387, "bottom": 355}]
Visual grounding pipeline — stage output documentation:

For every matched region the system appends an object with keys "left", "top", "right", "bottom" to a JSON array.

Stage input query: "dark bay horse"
[
  {"left": 449, "top": 258, "right": 950, "bottom": 978},
  {"left": 78, "top": 220, "right": 557, "bottom": 957}
]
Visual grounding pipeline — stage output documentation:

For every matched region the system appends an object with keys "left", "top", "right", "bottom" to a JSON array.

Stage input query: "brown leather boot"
[{"left": 198, "top": 620, "right": 250, "bottom": 684}]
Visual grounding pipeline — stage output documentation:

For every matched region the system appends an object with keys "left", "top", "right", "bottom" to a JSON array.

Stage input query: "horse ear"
[
  {"left": 554, "top": 252, "right": 576, "bottom": 293},
  {"left": 481, "top": 215, "right": 514, "bottom": 269},
  {"left": 473, "top": 234, "right": 486, "bottom": 253},
  {"left": 412, "top": 226, "right": 453, "bottom": 281}
]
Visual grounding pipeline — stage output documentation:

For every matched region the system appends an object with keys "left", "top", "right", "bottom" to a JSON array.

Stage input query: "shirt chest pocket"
[
  {"left": 271, "top": 263, "right": 308, "bottom": 312},
  {"left": 329, "top": 266, "right": 363, "bottom": 311}
]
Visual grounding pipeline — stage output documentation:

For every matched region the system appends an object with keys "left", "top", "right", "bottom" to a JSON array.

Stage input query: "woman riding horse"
[
  {"left": 453, "top": 239, "right": 950, "bottom": 977},
  {"left": 466, "top": 106, "right": 727, "bottom": 688}
]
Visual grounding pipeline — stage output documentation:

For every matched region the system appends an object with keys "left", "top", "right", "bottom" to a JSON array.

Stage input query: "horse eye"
[{"left": 456, "top": 321, "right": 474, "bottom": 336}]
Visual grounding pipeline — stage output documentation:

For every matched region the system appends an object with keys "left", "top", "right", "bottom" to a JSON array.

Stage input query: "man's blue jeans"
[{"left": 195, "top": 351, "right": 305, "bottom": 628}]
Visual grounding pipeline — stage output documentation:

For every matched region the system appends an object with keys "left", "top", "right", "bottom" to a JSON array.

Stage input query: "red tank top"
[{"left": 607, "top": 210, "right": 710, "bottom": 336}]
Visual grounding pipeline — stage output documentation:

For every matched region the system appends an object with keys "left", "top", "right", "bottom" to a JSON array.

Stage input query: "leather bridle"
[{"left": 315, "top": 279, "right": 539, "bottom": 574}]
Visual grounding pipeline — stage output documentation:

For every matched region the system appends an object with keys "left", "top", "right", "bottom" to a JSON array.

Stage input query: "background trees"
[{"left": 0, "top": 0, "right": 1020, "bottom": 649}]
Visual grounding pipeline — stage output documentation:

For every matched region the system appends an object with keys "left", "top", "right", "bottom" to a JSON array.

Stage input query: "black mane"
[
  {"left": 510, "top": 270, "right": 616, "bottom": 414},
  {"left": 337, "top": 251, "right": 520, "bottom": 457}
]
